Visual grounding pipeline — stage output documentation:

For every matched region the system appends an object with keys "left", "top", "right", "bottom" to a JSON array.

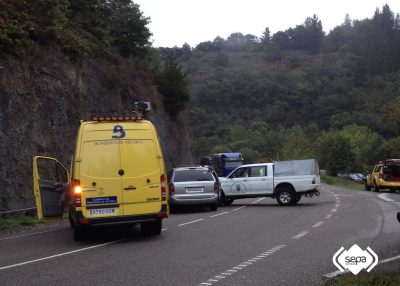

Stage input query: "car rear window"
[
  {"left": 383, "top": 164, "right": 400, "bottom": 176},
  {"left": 173, "top": 169, "right": 214, "bottom": 182}
]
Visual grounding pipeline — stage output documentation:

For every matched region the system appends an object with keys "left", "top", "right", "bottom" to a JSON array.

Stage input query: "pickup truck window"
[
  {"left": 251, "top": 166, "right": 266, "bottom": 177},
  {"left": 230, "top": 167, "right": 249, "bottom": 178}
]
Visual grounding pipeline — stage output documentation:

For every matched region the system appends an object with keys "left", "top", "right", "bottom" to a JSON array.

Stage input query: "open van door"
[{"left": 33, "top": 156, "right": 70, "bottom": 220}]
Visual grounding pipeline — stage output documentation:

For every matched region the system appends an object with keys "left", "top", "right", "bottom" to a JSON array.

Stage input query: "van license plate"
[{"left": 89, "top": 208, "right": 117, "bottom": 216}]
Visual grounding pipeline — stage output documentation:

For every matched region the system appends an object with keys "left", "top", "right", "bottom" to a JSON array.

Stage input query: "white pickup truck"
[{"left": 219, "top": 159, "right": 321, "bottom": 206}]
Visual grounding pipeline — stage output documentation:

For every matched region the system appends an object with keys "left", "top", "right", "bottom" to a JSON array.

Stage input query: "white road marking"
[
  {"left": 161, "top": 228, "right": 167, "bottom": 231},
  {"left": 0, "top": 239, "right": 124, "bottom": 271},
  {"left": 178, "top": 219, "right": 204, "bottom": 227},
  {"left": 233, "top": 206, "right": 246, "bottom": 211},
  {"left": 331, "top": 208, "right": 337, "bottom": 213},
  {"left": 199, "top": 245, "right": 286, "bottom": 285},
  {"left": 0, "top": 230, "right": 59, "bottom": 241},
  {"left": 377, "top": 193, "right": 395, "bottom": 202},
  {"left": 325, "top": 214, "right": 332, "bottom": 219},
  {"left": 210, "top": 212, "right": 229, "bottom": 218},
  {"left": 292, "top": 231, "right": 309, "bottom": 239},
  {"left": 312, "top": 221, "right": 324, "bottom": 228},
  {"left": 251, "top": 198, "right": 265, "bottom": 204}
]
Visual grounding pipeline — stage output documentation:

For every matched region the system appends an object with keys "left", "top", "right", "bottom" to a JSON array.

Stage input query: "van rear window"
[
  {"left": 383, "top": 165, "right": 400, "bottom": 176},
  {"left": 174, "top": 170, "right": 214, "bottom": 182}
]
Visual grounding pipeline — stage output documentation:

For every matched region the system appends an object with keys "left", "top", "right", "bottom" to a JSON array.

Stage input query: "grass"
[
  {"left": 321, "top": 175, "right": 365, "bottom": 191},
  {"left": 0, "top": 216, "right": 44, "bottom": 231},
  {"left": 330, "top": 272, "right": 400, "bottom": 286}
]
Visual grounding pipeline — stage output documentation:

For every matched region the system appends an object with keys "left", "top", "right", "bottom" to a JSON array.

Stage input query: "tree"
[
  {"left": 281, "top": 126, "right": 312, "bottom": 160},
  {"left": 157, "top": 54, "right": 190, "bottom": 114},
  {"left": 260, "top": 27, "right": 271, "bottom": 46},
  {"left": 108, "top": 0, "right": 151, "bottom": 57},
  {"left": 316, "top": 131, "right": 354, "bottom": 175}
]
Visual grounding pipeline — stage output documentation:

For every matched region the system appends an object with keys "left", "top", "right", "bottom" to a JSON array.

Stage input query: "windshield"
[{"left": 173, "top": 169, "right": 214, "bottom": 182}]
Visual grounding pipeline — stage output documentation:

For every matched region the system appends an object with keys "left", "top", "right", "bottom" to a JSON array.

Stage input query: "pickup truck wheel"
[
  {"left": 364, "top": 180, "right": 371, "bottom": 191},
  {"left": 373, "top": 181, "right": 380, "bottom": 192},
  {"left": 220, "top": 191, "right": 234, "bottom": 206},
  {"left": 292, "top": 194, "right": 301, "bottom": 205},
  {"left": 276, "top": 187, "right": 295, "bottom": 206}
]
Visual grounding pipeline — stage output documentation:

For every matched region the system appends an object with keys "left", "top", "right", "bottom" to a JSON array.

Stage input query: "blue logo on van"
[{"left": 112, "top": 125, "right": 126, "bottom": 139}]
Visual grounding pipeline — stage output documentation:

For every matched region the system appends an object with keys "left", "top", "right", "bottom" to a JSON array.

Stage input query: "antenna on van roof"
[{"left": 133, "top": 101, "right": 151, "bottom": 118}]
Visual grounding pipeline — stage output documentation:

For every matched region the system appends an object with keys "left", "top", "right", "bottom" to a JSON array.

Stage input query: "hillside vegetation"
[
  {"left": 0, "top": 0, "right": 192, "bottom": 211},
  {"left": 162, "top": 5, "right": 400, "bottom": 175}
]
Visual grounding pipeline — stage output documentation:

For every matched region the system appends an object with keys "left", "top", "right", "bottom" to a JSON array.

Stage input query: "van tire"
[
  {"left": 73, "top": 227, "right": 87, "bottom": 241},
  {"left": 141, "top": 220, "right": 162, "bottom": 236},
  {"left": 276, "top": 187, "right": 295, "bottom": 206}
]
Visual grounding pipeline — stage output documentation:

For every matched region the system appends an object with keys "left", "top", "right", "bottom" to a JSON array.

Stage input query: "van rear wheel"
[
  {"left": 141, "top": 220, "right": 162, "bottom": 236},
  {"left": 73, "top": 227, "right": 87, "bottom": 241}
]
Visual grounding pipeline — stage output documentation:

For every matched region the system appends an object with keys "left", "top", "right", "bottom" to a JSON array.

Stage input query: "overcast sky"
[{"left": 134, "top": 0, "right": 400, "bottom": 48}]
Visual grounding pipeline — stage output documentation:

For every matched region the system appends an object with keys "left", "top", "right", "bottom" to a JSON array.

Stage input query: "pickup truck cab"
[{"left": 219, "top": 159, "right": 321, "bottom": 206}]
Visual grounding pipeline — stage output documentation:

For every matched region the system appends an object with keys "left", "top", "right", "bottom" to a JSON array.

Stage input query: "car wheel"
[
  {"left": 209, "top": 203, "right": 218, "bottom": 211},
  {"left": 141, "top": 220, "right": 162, "bottom": 236},
  {"left": 364, "top": 180, "right": 371, "bottom": 191},
  {"left": 276, "top": 187, "right": 295, "bottom": 206},
  {"left": 373, "top": 181, "right": 380, "bottom": 192}
]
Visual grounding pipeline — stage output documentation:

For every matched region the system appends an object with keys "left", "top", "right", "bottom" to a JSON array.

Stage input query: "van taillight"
[
  {"left": 161, "top": 175, "right": 167, "bottom": 201},
  {"left": 169, "top": 182, "right": 175, "bottom": 194},
  {"left": 73, "top": 179, "right": 82, "bottom": 207},
  {"left": 379, "top": 173, "right": 383, "bottom": 179}
]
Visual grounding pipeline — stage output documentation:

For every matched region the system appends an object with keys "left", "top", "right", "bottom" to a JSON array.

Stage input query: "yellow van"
[{"left": 33, "top": 110, "right": 169, "bottom": 240}]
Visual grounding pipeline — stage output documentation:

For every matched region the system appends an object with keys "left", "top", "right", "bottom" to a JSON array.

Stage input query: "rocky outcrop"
[{"left": 0, "top": 47, "right": 192, "bottom": 211}]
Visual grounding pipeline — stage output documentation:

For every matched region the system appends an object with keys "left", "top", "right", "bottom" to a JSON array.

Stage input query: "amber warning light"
[{"left": 91, "top": 116, "right": 143, "bottom": 122}]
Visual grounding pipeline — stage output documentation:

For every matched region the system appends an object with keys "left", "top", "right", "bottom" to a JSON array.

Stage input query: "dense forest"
[{"left": 159, "top": 4, "right": 400, "bottom": 175}]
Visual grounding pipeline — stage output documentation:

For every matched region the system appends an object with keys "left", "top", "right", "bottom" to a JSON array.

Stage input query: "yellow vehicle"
[
  {"left": 365, "top": 159, "right": 400, "bottom": 192},
  {"left": 33, "top": 104, "right": 169, "bottom": 240}
]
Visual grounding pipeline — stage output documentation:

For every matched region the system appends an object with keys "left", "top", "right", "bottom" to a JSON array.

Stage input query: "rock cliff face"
[{"left": 0, "top": 47, "right": 192, "bottom": 211}]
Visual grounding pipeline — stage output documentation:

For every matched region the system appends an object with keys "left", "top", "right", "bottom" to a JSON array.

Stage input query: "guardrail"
[{"left": 0, "top": 207, "right": 37, "bottom": 215}]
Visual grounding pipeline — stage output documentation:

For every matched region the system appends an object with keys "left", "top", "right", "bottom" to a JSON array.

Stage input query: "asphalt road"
[{"left": 1, "top": 184, "right": 400, "bottom": 286}]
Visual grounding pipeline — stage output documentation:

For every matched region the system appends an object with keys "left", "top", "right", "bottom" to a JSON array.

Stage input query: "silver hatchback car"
[{"left": 168, "top": 166, "right": 219, "bottom": 211}]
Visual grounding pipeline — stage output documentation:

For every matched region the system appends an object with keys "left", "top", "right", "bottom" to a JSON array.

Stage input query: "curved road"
[{"left": 1, "top": 184, "right": 400, "bottom": 285}]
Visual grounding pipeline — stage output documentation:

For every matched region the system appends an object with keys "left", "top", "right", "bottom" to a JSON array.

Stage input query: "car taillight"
[
  {"left": 312, "top": 176, "right": 316, "bottom": 184},
  {"left": 73, "top": 179, "right": 81, "bottom": 207},
  {"left": 214, "top": 182, "right": 219, "bottom": 192},
  {"left": 161, "top": 174, "right": 167, "bottom": 201},
  {"left": 169, "top": 182, "right": 175, "bottom": 194},
  {"left": 379, "top": 173, "right": 383, "bottom": 179}
]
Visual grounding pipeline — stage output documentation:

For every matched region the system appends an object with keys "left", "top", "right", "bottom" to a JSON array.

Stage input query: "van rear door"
[
  {"left": 120, "top": 124, "right": 162, "bottom": 215},
  {"left": 33, "top": 156, "right": 70, "bottom": 219},
  {"left": 79, "top": 124, "right": 123, "bottom": 217}
]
